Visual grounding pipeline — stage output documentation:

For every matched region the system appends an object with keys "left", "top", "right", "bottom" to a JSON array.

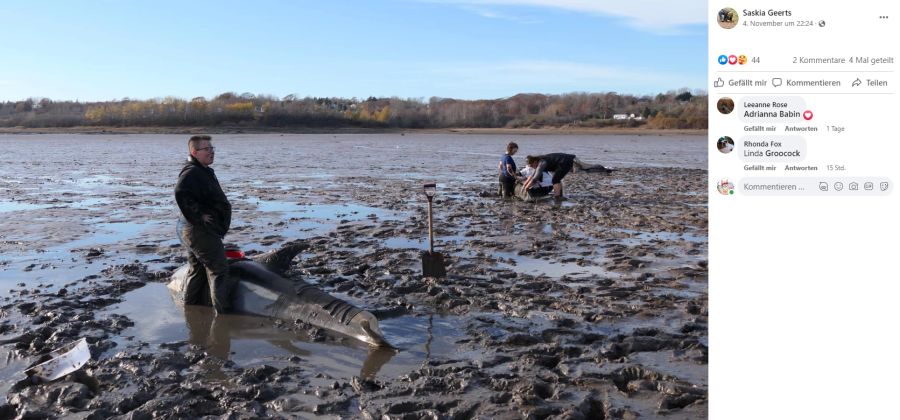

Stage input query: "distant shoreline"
[{"left": 0, "top": 126, "right": 706, "bottom": 136}]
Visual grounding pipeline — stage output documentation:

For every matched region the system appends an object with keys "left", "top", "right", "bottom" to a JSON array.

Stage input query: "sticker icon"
[
  {"left": 880, "top": 182, "right": 889, "bottom": 191},
  {"left": 718, "top": 55, "right": 728, "bottom": 65},
  {"left": 803, "top": 110, "right": 814, "bottom": 120}
]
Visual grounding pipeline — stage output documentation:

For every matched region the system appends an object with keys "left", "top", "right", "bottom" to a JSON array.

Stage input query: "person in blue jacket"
[{"left": 498, "top": 141, "right": 519, "bottom": 197}]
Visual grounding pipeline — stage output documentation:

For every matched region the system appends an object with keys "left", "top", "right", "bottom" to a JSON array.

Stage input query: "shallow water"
[
  {"left": 0, "top": 133, "right": 708, "bottom": 417},
  {"left": 95, "top": 283, "right": 466, "bottom": 381}
]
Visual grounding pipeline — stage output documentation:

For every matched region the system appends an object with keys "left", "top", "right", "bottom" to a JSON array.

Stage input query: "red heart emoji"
[{"left": 803, "top": 110, "right": 813, "bottom": 120}]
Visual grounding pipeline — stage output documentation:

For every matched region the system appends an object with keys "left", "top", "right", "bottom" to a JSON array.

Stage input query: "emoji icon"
[
  {"left": 834, "top": 182, "right": 843, "bottom": 191},
  {"left": 728, "top": 55, "right": 738, "bottom": 65},
  {"left": 803, "top": 110, "right": 813, "bottom": 120},
  {"left": 738, "top": 55, "right": 748, "bottom": 65},
  {"left": 718, "top": 55, "right": 728, "bottom": 65}
]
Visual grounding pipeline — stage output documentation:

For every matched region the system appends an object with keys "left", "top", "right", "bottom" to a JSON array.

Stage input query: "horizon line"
[{"left": 2, "top": 89, "right": 709, "bottom": 104}]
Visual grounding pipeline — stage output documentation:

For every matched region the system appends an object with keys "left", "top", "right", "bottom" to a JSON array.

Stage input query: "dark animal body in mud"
[{"left": 167, "top": 243, "right": 390, "bottom": 347}]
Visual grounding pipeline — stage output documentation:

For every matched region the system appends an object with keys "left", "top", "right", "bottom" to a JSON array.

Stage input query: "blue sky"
[{"left": 0, "top": 0, "right": 707, "bottom": 101}]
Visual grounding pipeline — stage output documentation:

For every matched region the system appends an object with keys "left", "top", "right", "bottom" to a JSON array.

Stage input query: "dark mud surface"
[{"left": 0, "top": 134, "right": 707, "bottom": 419}]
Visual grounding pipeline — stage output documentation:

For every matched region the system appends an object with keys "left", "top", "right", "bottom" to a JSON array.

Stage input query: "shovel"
[{"left": 421, "top": 183, "right": 447, "bottom": 278}]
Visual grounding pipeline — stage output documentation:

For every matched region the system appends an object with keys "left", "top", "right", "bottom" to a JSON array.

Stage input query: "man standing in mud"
[{"left": 174, "top": 135, "right": 234, "bottom": 314}]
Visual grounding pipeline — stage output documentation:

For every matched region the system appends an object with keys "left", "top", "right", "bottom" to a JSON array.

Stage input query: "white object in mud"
[
  {"left": 514, "top": 183, "right": 554, "bottom": 202},
  {"left": 24, "top": 337, "right": 91, "bottom": 382}
]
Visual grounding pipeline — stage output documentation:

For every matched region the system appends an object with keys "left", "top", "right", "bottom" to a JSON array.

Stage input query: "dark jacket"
[
  {"left": 175, "top": 157, "right": 231, "bottom": 237},
  {"left": 535, "top": 153, "right": 576, "bottom": 172}
]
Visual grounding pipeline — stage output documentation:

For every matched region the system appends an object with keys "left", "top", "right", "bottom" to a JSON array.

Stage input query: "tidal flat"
[{"left": 0, "top": 133, "right": 707, "bottom": 418}]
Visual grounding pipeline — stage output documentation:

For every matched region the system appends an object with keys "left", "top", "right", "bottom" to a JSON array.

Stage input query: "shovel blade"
[{"left": 421, "top": 251, "right": 447, "bottom": 278}]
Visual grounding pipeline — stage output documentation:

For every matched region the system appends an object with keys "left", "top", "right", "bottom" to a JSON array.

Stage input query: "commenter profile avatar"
[
  {"left": 717, "top": 97, "right": 735, "bottom": 115},
  {"left": 718, "top": 178, "right": 735, "bottom": 195},
  {"left": 717, "top": 136, "right": 735, "bottom": 154}
]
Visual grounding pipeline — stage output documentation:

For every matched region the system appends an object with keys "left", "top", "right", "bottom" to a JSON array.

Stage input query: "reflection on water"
[
  {"left": 98, "top": 283, "right": 466, "bottom": 382},
  {"left": 493, "top": 251, "right": 618, "bottom": 279},
  {"left": 180, "top": 304, "right": 395, "bottom": 379},
  {"left": 183, "top": 305, "right": 396, "bottom": 379},
  {"left": 247, "top": 197, "right": 398, "bottom": 222},
  {"left": 0, "top": 201, "right": 53, "bottom": 213},
  {"left": 360, "top": 347, "right": 397, "bottom": 380},
  {"left": 383, "top": 235, "right": 467, "bottom": 250},
  {"left": 182, "top": 305, "right": 311, "bottom": 360},
  {"left": 423, "top": 314, "right": 434, "bottom": 362},
  {"left": 60, "top": 221, "right": 162, "bottom": 249},
  {"left": 613, "top": 228, "right": 707, "bottom": 244}
]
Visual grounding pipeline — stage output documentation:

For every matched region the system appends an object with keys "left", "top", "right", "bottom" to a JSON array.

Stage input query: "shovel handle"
[{"left": 427, "top": 198, "right": 434, "bottom": 253}]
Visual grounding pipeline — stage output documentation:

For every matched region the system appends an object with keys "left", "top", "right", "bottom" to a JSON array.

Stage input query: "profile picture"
[
  {"left": 717, "top": 7, "right": 738, "bottom": 29},
  {"left": 717, "top": 178, "right": 735, "bottom": 195},
  {"left": 717, "top": 97, "right": 735, "bottom": 115},
  {"left": 717, "top": 136, "right": 735, "bottom": 154}
]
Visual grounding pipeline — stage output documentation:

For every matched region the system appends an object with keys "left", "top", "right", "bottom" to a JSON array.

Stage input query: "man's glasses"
[{"left": 196, "top": 146, "right": 216, "bottom": 152}]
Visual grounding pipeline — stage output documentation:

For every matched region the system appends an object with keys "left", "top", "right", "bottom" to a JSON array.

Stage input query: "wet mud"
[{"left": 0, "top": 134, "right": 707, "bottom": 418}]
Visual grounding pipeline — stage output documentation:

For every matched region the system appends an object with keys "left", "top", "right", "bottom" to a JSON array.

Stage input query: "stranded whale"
[{"left": 168, "top": 242, "right": 391, "bottom": 347}]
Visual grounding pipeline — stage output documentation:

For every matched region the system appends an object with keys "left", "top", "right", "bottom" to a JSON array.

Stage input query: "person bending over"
[
  {"left": 516, "top": 158, "right": 553, "bottom": 200},
  {"left": 521, "top": 153, "right": 612, "bottom": 198}
]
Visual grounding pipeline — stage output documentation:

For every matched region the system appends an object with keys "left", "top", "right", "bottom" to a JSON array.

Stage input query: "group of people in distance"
[{"left": 498, "top": 141, "right": 612, "bottom": 201}]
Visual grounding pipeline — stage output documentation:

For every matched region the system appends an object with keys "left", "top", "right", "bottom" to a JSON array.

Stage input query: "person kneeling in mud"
[
  {"left": 515, "top": 156, "right": 554, "bottom": 201},
  {"left": 521, "top": 153, "right": 612, "bottom": 198}
]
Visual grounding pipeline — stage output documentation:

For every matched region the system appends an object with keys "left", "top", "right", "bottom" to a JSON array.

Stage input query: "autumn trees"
[{"left": 0, "top": 90, "right": 707, "bottom": 129}]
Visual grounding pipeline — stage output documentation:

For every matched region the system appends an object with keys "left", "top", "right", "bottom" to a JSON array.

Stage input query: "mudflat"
[{"left": 0, "top": 133, "right": 707, "bottom": 418}]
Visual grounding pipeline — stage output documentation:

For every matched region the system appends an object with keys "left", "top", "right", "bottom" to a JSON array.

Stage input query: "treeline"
[{"left": 0, "top": 90, "right": 707, "bottom": 130}]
